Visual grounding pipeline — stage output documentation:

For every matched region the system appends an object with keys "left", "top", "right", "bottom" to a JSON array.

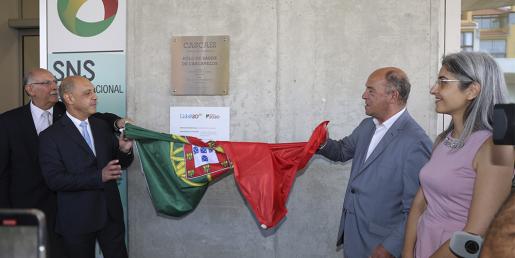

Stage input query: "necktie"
[
  {"left": 39, "top": 111, "right": 52, "bottom": 134},
  {"left": 79, "top": 121, "right": 94, "bottom": 153}
]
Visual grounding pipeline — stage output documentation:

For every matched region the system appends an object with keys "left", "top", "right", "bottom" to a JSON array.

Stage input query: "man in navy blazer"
[
  {"left": 0, "top": 68, "right": 123, "bottom": 258},
  {"left": 317, "top": 67, "right": 432, "bottom": 258},
  {"left": 39, "top": 75, "right": 133, "bottom": 258}
]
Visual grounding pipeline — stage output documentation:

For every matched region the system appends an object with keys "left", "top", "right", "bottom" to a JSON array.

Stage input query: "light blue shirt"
[{"left": 66, "top": 112, "right": 96, "bottom": 155}]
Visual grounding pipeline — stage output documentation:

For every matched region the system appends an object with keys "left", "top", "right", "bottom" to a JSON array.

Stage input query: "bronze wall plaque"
[{"left": 171, "top": 35, "right": 230, "bottom": 95}]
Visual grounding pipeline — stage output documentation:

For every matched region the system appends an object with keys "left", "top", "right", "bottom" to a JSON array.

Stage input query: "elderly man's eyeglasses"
[{"left": 30, "top": 79, "right": 58, "bottom": 86}]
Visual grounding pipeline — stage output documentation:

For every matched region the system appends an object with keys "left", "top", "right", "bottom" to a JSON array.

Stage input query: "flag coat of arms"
[{"left": 124, "top": 121, "right": 328, "bottom": 228}]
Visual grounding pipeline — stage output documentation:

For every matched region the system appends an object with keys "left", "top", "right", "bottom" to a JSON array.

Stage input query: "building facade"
[{"left": 461, "top": 6, "right": 515, "bottom": 97}]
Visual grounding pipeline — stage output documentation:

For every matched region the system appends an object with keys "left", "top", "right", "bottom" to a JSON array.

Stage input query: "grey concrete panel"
[
  {"left": 127, "top": 0, "right": 441, "bottom": 257},
  {"left": 274, "top": 158, "right": 349, "bottom": 258},
  {"left": 127, "top": 0, "right": 278, "bottom": 142}
]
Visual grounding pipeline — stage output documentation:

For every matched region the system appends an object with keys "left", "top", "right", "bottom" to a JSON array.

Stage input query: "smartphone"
[{"left": 0, "top": 209, "right": 47, "bottom": 258}]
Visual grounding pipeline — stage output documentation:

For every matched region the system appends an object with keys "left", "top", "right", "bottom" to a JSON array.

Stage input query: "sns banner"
[{"left": 40, "top": 0, "right": 128, "bottom": 253}]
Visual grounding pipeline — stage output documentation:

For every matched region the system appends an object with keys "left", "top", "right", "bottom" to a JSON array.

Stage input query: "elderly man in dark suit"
[
  {"left": 39, "top": 75, "right": 133, "bottom": 258},
  {"left": 317, "top": 67, "right": 432, "bottom": 258},
  {"left": 0, "top": 68, "right": 123, "bottom": 258}
]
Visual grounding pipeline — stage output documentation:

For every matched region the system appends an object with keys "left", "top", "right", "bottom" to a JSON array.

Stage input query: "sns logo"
[
  {"left": 57, "top": 0, "right": 118, "bottom": 37},
  {"left": 180, "top": 113, "right": 202, "bottom": 119}
]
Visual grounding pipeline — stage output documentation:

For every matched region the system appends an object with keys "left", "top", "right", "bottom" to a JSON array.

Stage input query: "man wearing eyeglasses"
[{"left": 0, "top": 68, "right": 125, "bottom": 258}]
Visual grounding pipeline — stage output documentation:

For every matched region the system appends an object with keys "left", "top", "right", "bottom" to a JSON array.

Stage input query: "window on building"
[
  {"left": 479, "top": 39, "right": 506, "bottom": 57},
  {"left": 474, "top": 15, "right": 501, "bottom": 29},
  {"left": 460, "top": 32, "right": 474, "bottom": 51}
]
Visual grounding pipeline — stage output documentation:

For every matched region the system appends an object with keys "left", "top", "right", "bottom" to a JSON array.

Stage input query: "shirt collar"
[
  {"left": 30, "top": 101, "right": 53, "bottom": 118},
  {"left": 66, "top": 111, "right": 89, "bottom": 128},
  {"left": 372, "top": 107, "right": 406, "bottom": 129}
]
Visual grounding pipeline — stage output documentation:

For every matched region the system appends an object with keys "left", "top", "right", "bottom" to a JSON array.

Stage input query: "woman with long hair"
[{"left": 402, "top": 51, "right": 514, "bottom": 258}]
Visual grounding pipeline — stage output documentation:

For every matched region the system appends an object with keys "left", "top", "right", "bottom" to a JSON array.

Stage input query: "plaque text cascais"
[{"left": 171, "top": 35, "right": 230, "bottom": 96}]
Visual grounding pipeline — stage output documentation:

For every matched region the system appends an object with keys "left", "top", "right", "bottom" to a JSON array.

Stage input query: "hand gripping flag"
[{"left": 124, "top": 121, "right": 328, "bottom": 229}]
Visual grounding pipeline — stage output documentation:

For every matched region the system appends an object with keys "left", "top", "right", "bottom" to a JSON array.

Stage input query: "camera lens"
[{"left": 465, "top": 240, "right": 479, "bottom": 254}]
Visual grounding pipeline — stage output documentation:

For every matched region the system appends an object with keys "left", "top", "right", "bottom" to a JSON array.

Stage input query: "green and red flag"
[
  {"left": 124, "top": 124, "right": 231, "bottom": 216},
  {"left": 124, "top": 121, "right": 328, "bottom": 228}
]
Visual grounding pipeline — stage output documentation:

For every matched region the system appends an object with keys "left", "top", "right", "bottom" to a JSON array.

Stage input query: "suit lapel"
[
  {"left": 353, "top": 122, "right": 375, "bottom": 171},
  {"left": 21, "top": 104, "right": 39, "bottom": 143},
  {"left": 60, "top": 115, "right": 96, "bottom": 157},
  {"left": 90, "top": 117, "right": 107, "bottom": 160},
  {"left": 20, "top": 105, "right": 39, "bottom": 162},
  {"left": 353, "top": 112, "right": 410, "bottom": 179},
  {"left": 359, "top": 128, "right": 398, "bottom": 171}
]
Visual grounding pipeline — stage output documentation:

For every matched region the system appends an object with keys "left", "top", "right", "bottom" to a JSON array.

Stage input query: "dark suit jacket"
[
  {"left": 317, "top": 111, "right": 432, "bottom": 258},
  {"left": 0, "top": 103, "right": 66, "bottom": 218},
  {"left": 0, "top": 102, "right": 119, "bottom": 209},
  {"left": 0, "top": 101, "right": 120, "bottom": 225},
  {"left": 38, "top": 114, "right": 133, "bottom": 235}
]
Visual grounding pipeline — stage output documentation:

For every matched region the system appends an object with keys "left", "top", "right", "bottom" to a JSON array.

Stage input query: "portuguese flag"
[
  {"left": 123, "top": 123, "right": 231, "bottom": 216},
  {"left": 124, "top": 121, "right": 328, "bottom": 228}
]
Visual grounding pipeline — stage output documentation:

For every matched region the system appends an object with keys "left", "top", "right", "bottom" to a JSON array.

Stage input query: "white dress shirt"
[
  {"left": 30, "top": 101, "right": 53, "bottom": 135},
  {"left": 365, "top": 107, "right": 406, "bottom": 160}
]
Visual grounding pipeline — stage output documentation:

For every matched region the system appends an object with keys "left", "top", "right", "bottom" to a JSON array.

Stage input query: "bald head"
[
  {"left": 369, "top": 67, "right": 411, "bottom": 105},
  {"left": 59, "top": 75, "right": 97, "bottom": 120},
  {"left": 59, "top": 76, "right": 89, "bottom": 104},
  {"left": 362, "top": 67, "right": 411, "bottom": 122}
]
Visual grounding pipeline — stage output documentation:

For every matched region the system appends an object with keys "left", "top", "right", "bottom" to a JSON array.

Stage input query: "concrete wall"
[{"left": 126, "top": 0, "right": 441, "bottom": 257}]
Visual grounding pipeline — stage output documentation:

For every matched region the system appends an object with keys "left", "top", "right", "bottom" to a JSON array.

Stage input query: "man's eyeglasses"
[{"left": 30, "top": 79, "right": 58, "bottom": 86}]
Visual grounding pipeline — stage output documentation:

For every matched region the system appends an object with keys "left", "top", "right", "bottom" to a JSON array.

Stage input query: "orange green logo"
[{"left": 57, "top": 0, "right": 118, "bottom": 37}]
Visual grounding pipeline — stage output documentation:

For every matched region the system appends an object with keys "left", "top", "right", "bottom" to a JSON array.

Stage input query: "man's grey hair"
[
  {"left": 22, "top": 71, "right": 33, "bottom": 87},
  {"left": 22, "top": 68, "right": 50, "bottom": 87},
  {"left": 436, "top": 51, "right": 511, "bottom": 148},
  {"left": 385, "top": 69, "right": 411, "bottom": 105}
]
